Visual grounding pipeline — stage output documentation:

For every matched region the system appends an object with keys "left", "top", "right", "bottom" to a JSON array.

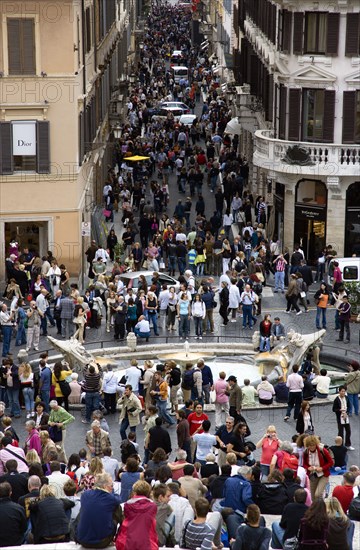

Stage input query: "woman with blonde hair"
[
  {"left": 39, "top": 429, "right": 57, "bottom": 463},
  {"left": 325, "top": 497, "right": 354, "bottom": 550},
  {"left": 79, "top": 456, "right": 104, "bottom": 491},
  {"left": 26, "top": 449, "right": 41, "bottom": 464},
  {"left": 19, "top": 362, "right": 34, "bottom": 418},
  {"left": 73, "top": 305, "right": 87, "bottom": 344},
  {"left": 30, "top": 483, "right": 72, "bottom": 544},
  {"left": 106, "top": 290, "right": 117, "bottom": 332},
  {"left": 256, "top": 425, "right": 282, "bottom": 478}
]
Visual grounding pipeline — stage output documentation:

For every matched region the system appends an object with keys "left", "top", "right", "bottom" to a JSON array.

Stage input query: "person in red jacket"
[
  {"left": 332, "top": 471, "right": 357, "bottom": 514},
  {"left": 116, "top": 480, "right": 158, "bottom": 550},
  {"left": 303, "top": 435, "right": 333, "bottom": 500}
]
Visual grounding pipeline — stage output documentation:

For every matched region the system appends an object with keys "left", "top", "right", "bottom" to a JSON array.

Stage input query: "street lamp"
[{"left": 113, "top": 123, "right": 122, "bottom": 139}]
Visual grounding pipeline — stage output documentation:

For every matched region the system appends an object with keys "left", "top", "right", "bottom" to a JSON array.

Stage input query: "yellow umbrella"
[{"left": 125, "top": 155, "right": 150, "bottom": 161}]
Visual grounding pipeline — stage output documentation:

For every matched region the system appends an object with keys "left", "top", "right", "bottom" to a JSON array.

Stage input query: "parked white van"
[
  {"left": 329, "top": 257, "right": 360, "bottom": 282},
  {"left": 171, "top": 66, "right": 188, "bottom": 83}
]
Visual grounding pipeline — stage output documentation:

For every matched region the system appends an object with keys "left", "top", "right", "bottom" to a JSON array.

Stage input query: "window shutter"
[
  {"left": 323, "top": 90, "right": 335, "bottom": 143},
  {"left": 342, "top": 91, "right": 356, "bottom": 144},
  {"left": 279, "top": 85, "right": 287, "bottom": 140},
  {"left": 0, "top": 122, "right": 13, "bottom": 175},
  {"left": 293, "top": 12, "right": 304, "bottom": 54},
  {"left": 79, "top": 112, "right": 85, "bottom": 165},
  {"left": 36, "top": 121, "right": 50, "bottom": 173},
  {"left": 288, "top": 88, "right": 301, "bottom": 141},
  {"left": 282, "top": 10, "right": 291, "bottom": 53},
  {"left": 267, "top": 74, "right": 274, "bottom": 122},
  {"left": 22, "top": 19, "right": 36, "bottom": 74},
  {"left": 345, "top": 13, "right": 360, "bottom": 56},
  {"left": 7, "top": 19, "right": 21, "bottom": 75},
  {"left": 326, "top": 13, "right": 339, "bottom": 55}
]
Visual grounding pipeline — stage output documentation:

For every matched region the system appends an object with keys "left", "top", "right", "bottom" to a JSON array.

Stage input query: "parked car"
[
  {"left": 119, "top": 271, "right": 180, "bottom": 293},
  {"left": 152, "top": 107, "right": 184, "bottom": 122},
  {"left": 160, "top": 101, "right": 190, "bottom": 113},
  {"left": 178, "top": 114, "right": 198, "bottom": 127}
]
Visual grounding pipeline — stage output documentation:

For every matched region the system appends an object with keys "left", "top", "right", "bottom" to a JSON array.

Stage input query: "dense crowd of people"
[
  {"left": 0, "top": 352, "right": 360, "bottom": 548},
  {"left": 0, "top": 1, "right": 359, "bottom": 549}
]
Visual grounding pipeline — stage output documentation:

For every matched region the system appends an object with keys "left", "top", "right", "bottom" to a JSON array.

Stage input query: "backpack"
[
  {"left": 252, "top": 282, "right": 263, "bottom": 295},
  {"left": 182, "top": 369, "right": 195, "bottom": 390},
  {"left": 57, "top": 378, "right": 71, "bottom": 398},
  {"left": 120, "top": 440, "right": 137, "bottom": 464},
  {"left": 302, "top": 280, "right": 308, "bottom": 292},
  {"left": 348, "top": 495, "right": 360, "bottom": 520},
  {"left": 281, "top": 452, "right": 299, "bottom": 472}
]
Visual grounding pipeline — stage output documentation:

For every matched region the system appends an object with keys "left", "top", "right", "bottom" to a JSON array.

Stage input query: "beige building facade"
[{"left": 0, "top": 0, "right": 135, "bottom": 283}]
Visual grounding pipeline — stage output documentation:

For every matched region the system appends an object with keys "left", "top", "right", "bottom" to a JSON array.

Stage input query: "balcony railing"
[{"left": 253, "top": 129, "right": 360, "bottom": 177}]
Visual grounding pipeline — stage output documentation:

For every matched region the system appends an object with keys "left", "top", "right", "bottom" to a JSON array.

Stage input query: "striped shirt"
[
  {"left": 182, "top": 521, "right": 215, "bottom": 550},
  {"left": 83, "top": 370, "right": 101, "bottom": 392}
]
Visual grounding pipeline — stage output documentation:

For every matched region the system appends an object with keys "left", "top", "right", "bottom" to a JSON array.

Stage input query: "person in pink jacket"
[
  {"left": 24, "top": 420, "right": 42, "bottom": 456},
  {"left": 214, "top": 371, "right": 229, "bottom": 429}
]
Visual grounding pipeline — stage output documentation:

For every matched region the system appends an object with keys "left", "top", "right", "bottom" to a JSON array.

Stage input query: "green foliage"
[
  {"left": 344, "top": 281, "right": 360, "bottom": 314},
  {"left": 114, "top": 241, "right": 125, "bottom": 262}
]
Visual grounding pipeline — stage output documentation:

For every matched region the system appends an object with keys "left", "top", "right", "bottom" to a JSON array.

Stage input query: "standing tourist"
[{"left": 284, "top": 365, "right": 304, "bottom": 421}]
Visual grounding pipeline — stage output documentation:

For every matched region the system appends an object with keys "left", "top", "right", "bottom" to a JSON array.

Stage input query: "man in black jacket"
[
  {"left": 0, "top": 459, "right": 28, "bottom": 502},
  {"left": 0, "top": 481, "right": 27, "bottom": 547},
  {"left": 147, "top": 417, "right": 172, "bottom": 455},
  {"left": 271, "top": 488, "right": 308, "bottom": 549}
]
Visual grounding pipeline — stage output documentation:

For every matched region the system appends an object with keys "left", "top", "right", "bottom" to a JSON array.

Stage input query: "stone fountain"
[{"left": 157, "top": 339, "right": 214, "bottom": 366}]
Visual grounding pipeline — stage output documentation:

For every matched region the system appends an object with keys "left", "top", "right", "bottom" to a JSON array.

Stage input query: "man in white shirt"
[
  {"left": 95, "top": 247, "right": 110, "bottom": 264},
  {"left": 168, "top": 482, "right": 194, "bottom": 544},
  {"left": 192, "top": 420, "right": 217, "bottom": 464},
  {"left": 312, "top": 368, "right": 331, "bottom": 398},
  {"left": 134, "top": 315, "right": 151, "bottom": 341},
  {"left": 125, "top": 360, "right": 142, "bottom": 395},
  {"left": 47, "top": 461, "right": 69, "bottom": 497},
  {"left": 101, "top": 447, "right": 119, "bottom": 481},
  {"left": 284, "top": 365, "right": 304, "bottom": 421}
]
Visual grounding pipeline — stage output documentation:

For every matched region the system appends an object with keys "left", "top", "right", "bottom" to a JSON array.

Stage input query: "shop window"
[
  {"left": 0, "top": 121, "right": 50, "bottom": 175},
  {"left": 296, "top": 180, "right": 327, "bottom": 206},
  {"left": 305, "top": 13, "right": 327, "bottom": 54},
  {"left": 343, "top": 266, "right": 358, "bottom": 280}
]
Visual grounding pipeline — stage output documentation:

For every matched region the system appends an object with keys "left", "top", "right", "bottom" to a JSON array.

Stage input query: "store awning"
[{"left": 224, "top": 117, "right": 242, "bottom": 135}]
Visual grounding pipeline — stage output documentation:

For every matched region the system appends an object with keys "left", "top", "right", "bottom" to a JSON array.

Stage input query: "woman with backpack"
[{"left": 298, "top": 499, "right": 329, "bottom": 550}]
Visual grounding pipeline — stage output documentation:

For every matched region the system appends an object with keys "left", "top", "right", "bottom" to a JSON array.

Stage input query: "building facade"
[
  {"left": 232, "top": 0, "right": 360, "bottom": 262},
  {"left": 0, "top": 0, "right": 137, "bottom": 282}
]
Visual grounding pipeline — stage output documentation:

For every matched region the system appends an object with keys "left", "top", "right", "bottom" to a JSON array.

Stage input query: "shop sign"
[
  {"left": 295, "top": 204, "right": 326, "bottom": 221},
  {"left": 81, "top": 221, "right": 91, "bottom": 237},
  {"left": 12, "top": 121, "right": 36, "bottom": 156}
]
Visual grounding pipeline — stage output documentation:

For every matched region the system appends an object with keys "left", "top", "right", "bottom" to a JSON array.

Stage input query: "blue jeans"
[
  {"left": 316, "top": 307, "right": 327, "bottom": 329},
  {"left": 7, "top": 387, "right": 21, "bottom": 416},
  {"left": 242, "top": 304, "right": 253, "bottom": 328},
  {"left": 177, "top": 257, "right": 186, "bottom": 274},
  {"left": 85, "top": 391, "right": 100, "bottom": 422},
  {"left": 168, "top": 256, "right": 177, "bottom": 273},
  {"left": 40, "top": 390, "right": 50, "bottom": 412},
  {"left": 22, "top": 386, "right": 34, "bottom": 413},
  {"left": 120, "top": 416, "right": 136, "bottom": 440},
  {"left": 316, "top": 391, "right": 328, "bottom": 398},
  {"left": 147, "top": 312, "right": 159, "bottom": 335},
  {"left": 348, "top": 393, "right": 359, "bottom": 416},
  {"left": 156, "top": 398, "right": 175, "bottom": 425},
  {"left": 16, "top": 323, "right": 27, "bottom": 346},
  {"left": 274, "top": 271, "right": 285, "bottom": 291},
  {"left": 286, "top": 391, "right": 303, "bottom": 419},
  {"left": 260, "top": 336, "right": 270, "bottom": 352},
  {"left": 271, "top": 521, "right": 285, "bottom": 548},
  {"left": 134, "top": 328, "right": 150, "bottom": 340},
  {"left": 179, "top": 314, "right": 189, "bottom": 338},
  {"left": 2, "top": 326, "right": 13, "bottom": 357},
  {"left": 40, "top": 315, "right": 48, "bottom": 335}
]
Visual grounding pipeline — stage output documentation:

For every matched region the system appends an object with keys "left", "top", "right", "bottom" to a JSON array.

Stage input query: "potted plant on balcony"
[{"left": 344, "top": 281, "right": 360, "bottom": 323}]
